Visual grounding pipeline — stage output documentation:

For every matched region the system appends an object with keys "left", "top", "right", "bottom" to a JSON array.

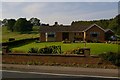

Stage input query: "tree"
[
  {"left": 0, "top": 20, "right": 2, "bottom": 26},
  {"left": 14, "top": 18, "right": 33, "bottom": 32},
  {"left": 29, "top": 18, "right": 40, "bottom": 26},
  {"left": 2, "top": 19, "right": 8, "bottom": 26},
  {"left": 7, "top": 19, "right": 16, "bottom": 32},
  {"left": 108, "top": 16, "right": 119, "bottom": 35}
]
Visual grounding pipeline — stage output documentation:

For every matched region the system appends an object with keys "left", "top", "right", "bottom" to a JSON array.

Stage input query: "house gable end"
[
  {"left": 105, "top": 29, "right": 114, "bottom": 33},
  {"left": 83, "top": 24, "right": 105, "bottom": 32}
]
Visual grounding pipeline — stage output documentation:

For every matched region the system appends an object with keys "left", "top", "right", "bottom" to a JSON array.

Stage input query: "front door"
[{"left": 62, "top": 32, "right": 69, "bottom": 40}]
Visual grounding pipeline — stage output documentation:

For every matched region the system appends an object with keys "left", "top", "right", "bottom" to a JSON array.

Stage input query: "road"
[
  {"left": 1, "top": 64, "right": 120, "bottom": 80},
  {"left": 1, "top": 70, "right": 119, "bottom": 80}
]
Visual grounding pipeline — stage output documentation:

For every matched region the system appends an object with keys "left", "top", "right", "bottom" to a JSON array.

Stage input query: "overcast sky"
[{"left": 2, "top": 1, "right": 119, "bottom": 25}]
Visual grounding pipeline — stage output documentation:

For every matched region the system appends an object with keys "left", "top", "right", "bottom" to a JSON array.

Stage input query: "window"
[
  {"left": 90, "top": 32, "right": 100, "bottom": 37},
  {"left": 47, "top": 32, "right": 56, "bottom": 37},
  {"left": 92, "top": 33, "right": 97, "bottom": 37},
  {"left": 48, "top": 34, "right": 55, "bottom": 37}
]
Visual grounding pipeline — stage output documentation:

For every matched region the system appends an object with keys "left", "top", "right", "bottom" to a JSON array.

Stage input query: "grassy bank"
[{"left": 2, "top": 26, "right": 39, "bottom": 42}]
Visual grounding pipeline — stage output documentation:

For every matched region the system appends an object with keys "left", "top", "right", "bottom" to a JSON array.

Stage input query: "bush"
[
  {"left": 28, "top": 47, "right": 39, "bottom": 53},
  {"left": 35, "top": 40, "right": 41, "bottom": 43},
  {"left": 62, "top": 39, "right": 71, "bottom": 43},
  {"left": 63, "top": 48, "right": 83, "bottom": 54},
  {"left": 87, "top": 40, "right": 102, "bottom": 43},
  {"left": 99, "top": 52, "right": 120, "bottom": 66},
  {"left": 38, "top": 47, "right": 52, "bottom": 54},
  {"left": 9, "top": 38, "right": 15, "bottom": 41},
  {"left": 28, "top": 45, "right": 61, "bottom": 54}
]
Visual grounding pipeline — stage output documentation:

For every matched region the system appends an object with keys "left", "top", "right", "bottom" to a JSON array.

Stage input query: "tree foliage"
[
  {"left": 14, "top": 18, "right": 33, "bottom": 32},
  {"left": 29, "top": 17, "right": 40, "bottom": 26},
  {"left": 2, "top": 19, "right": 8, "bottom": 26},
  {"left": 108, "top": 15, "right": 120, "bottom": 35},
  {"left": 0, "top": 20, "right": 2, "bottom": 26},
  {"left": 71, "top": 14, "right": 120, "bottom": 35},
  {"left": 7, "top": 19, "right": 16, "bottom": 32}
]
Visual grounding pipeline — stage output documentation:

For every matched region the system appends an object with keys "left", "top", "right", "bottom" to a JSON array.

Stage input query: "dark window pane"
[
  {"left": 48, "top": 34, "right": 55, "bottom": 37},
  {"left": 92, "top": 34, "right": 98, "bottom": 37}
]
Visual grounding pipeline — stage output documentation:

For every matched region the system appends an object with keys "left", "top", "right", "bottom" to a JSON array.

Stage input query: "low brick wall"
[
  {"left": 2, "top": 54, "right": 100, "bottom": 64},
  {"left": 2, "top": 54, "right": 116, "bottom": 68}
]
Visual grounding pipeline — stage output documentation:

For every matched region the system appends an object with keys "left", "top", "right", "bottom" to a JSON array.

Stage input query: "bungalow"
[{"left": 39, "top": 22, "right": 106, "bottom": 42}]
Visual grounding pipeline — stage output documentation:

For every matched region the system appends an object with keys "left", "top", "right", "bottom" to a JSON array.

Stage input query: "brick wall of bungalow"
[
  {"left": 40, "top": 32, "right": 84, "bottom": 42},
  {"left": 86, "top": 25, "right": 105, "bottom": 42},
  {"left": 40, "top": 32, "right": 46, "bottom": 42},
  {"left": 56, "top": 32, "right": 62, "bottom": 41},
  {"left": 69, "top": 32, "right": 74, "bottom": 41}
]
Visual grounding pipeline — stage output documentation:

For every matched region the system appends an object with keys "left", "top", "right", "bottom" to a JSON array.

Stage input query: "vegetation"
[
  {"left": 3, "top": 38, "right": 38, "bottom": 47},
  {"left": 1, "top": 26, "right": 39, "bottom": 42},
  {"left": 2, "top": 17, "right": 40, "bottom": 33},
  {"left": 14, "top": 18, "right": 33, "bottom": 32},
  {"left": 28, "top": 47, "right": 39, "bottom": 53},
  {"left": 71, "top": 14, "right": 120, "bottom": 35},
  {"left": 63, "top": 48, "right": 88, "bottom": 55},
  {"left": 2, "top": 18, "right": 8, "bottom": 26},
  {"left": 11, "top": 42, "right": 118, "bottom": 55},
  {"left": 29, "top": 17, "right": 40, "bottom": 26},
  {"left": 7, "top": 19, "right": 16, "bottom": 32},
  {"left": 1, "top": 15, "right": 120, "bottom": 42},
  {"left": 28, "top": 45, "right": 61, "bottom": 54},
  {"left": 99, "top": 52, "right": 120, "bottom": 66}
]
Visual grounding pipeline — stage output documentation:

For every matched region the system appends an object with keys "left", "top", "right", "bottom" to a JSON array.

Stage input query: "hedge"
[
  {"left": 2, "top": 37, "right": 39, "bottom": 47},
  {"left": 99, "top": 52, "right": 120, "bottom": 66}
]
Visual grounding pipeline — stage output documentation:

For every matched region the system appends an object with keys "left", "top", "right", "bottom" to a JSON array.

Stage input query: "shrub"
[
  {"left": 62, "top": 39, "right": 71, "bottom": 43},
  {"left": 28, "top": 45, "right": 61, "bottom": 54},
  {"left": 99, "top": 52, "right": 120, "bottom": 66},
  {"left": 38, "top": 47, "right": 52, "bottom": 54},
  {"left": 38, "top": 45, "right": 61, "bottom": 54},
  {"left": 9, "top": 38, "right": 15, "bottom": 41},
  {"left": 35, "top": 40, "right": 41, "bottom": 43},
  {"left": 63, "top": 48, "right": 83, "bottom": 54},
  {"left": 28, "top": 47, "right": 39, "bottom": 53}
]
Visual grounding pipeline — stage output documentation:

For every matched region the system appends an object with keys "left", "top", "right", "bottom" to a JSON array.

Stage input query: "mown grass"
[
  {"left": 1, "top": 26, "right": 39, "bottom": 42},
  {"left": 12, "top": 42, "right": 118, "bottom": 55}
]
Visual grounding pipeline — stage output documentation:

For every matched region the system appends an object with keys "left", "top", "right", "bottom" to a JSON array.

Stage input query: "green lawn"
[
  {"left": 1, "top": 26, "right": 39, "bottom": 42},
  {"left": 11, "top": 42, "right": 118, "bottom": 55}
]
